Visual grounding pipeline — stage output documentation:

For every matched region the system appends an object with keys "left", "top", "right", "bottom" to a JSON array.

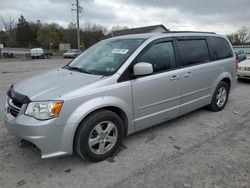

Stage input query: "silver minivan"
[{"left": 4, "top": 32, "right": 236, "bottom": 162}]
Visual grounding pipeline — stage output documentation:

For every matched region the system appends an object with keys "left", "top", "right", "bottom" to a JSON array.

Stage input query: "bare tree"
[
  {"left": 0, "top": 17, "right": 17, "bottom": 47},
  {"left": 227, "top": 26, "right": 250, "bottom": 45},
  {"left": 1, "top": 16, "right": 15, "bottom": 32},
  {"left": 237, "top": 26, "right": 250, "bottom": 44},
  {"left": 227, "top": 33, "right": 240, "bottom": 45},
  {"left": 111, "top": 25, "right": 129, "bottom": 32}
]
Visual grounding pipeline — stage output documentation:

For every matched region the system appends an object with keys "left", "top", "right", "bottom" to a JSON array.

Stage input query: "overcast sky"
[{"left": 0, "top": 0, "right": 250, "bottom": 34}]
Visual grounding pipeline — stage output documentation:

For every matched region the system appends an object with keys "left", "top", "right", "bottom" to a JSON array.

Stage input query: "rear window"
[
  {"left": 178, "top": 40, "right": 210, "bottom": 66},
  {"left": 208, "top": 37, "right": 233, "bottom": 60}
]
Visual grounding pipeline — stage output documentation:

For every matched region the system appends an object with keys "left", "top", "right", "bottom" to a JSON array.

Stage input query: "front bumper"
[
  {"left": 4, "top": 100, "right": 74, "bottom": 159},
  {"left": 237, "top": 70, "right": 250, "bottom": 79}
]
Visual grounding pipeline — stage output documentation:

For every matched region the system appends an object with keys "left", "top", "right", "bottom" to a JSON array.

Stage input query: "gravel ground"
[{"left": 0, "top": 58, "right": 249, "bottom": 188}]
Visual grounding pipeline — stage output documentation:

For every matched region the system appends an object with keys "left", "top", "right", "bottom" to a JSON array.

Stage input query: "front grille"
[
  {"left": 243, "top": 67, "right": 250, "bottom": 71},
  {"left": 7, "top": 97, "right": 22, "bottom": 117},
  {"left": 12, "top": 100, "right": 22, "bottom": 108},
  {"left": 9, "top": 106, "right": 20, "bottom": 117}
]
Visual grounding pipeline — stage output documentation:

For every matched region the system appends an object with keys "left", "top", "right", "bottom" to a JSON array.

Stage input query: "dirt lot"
[{"left": 0, "top": 58, "right": 249, "bottom": 188}]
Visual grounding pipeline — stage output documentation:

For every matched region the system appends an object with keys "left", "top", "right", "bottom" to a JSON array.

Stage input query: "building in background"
[
  {"left": 59, "top": 43, "right": 71, "bottom": 53},
  {"left": 103, "top": 24, "right": 169, "bottom": 39}
]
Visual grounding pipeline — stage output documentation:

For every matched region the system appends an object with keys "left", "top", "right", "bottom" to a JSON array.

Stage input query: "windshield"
[{"left": 67, "top": 38, "right": 145, "bottom": 75}]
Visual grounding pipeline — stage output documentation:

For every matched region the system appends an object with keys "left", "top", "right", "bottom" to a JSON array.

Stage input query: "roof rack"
[{"left": 162, "top": 31, "right": 216, "bottom": 34}]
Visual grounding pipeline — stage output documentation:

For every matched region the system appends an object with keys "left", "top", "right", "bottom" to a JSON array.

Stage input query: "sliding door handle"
[{"left": 184, "top": 72, "right": 192, "bottom": 77}]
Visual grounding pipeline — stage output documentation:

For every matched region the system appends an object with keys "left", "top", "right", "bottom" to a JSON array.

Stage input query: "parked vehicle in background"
[
  {"left": 237, "top": 59, "right": 250, "bottom": 80},
  {"left": 235, "top": 50, "right": 246, "bottom": 62},
  {"left": 63, "top": 49, "right": 81, "bottom": 58},
  {"left": 2, "top": 47, "right": 29, "bottom": 58},
  {"left": 4, "top": 32, "right": 236, "bottom": 162},
  {"left": 30, "top": 48, "right": 53, "bottom": 59},
  {"left": 0, "top": 43, "right": 3, "bottom": 58}
]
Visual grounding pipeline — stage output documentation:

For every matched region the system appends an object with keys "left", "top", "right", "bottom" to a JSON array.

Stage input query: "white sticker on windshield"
[{"left": 112, "top": 48, "right": 129, "bottom": 54}]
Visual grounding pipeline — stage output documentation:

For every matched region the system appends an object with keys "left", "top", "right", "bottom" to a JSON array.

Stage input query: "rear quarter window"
[
  {"left": 208, "top": 37, "right": 233, "bottom": 60},
  {"left": 178, "top": 39, "right": 210, "bottom": 66}
]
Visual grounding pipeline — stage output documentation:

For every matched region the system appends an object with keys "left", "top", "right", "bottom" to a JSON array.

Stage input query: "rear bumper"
[{"left": 4, "top": 104, "right": 75, "bottom": 158}]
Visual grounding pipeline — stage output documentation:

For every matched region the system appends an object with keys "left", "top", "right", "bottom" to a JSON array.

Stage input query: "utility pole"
[
  {"left": 72, "top": 0, "right": 82, "bottom": 50},
  {"left": 76, "top": 0, "right": 80, "bottom": 50}
]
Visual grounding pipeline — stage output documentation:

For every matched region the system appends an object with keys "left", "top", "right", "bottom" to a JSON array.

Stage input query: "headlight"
[{"left": 25, "top": 101, "right": 63, "bottom": 120}]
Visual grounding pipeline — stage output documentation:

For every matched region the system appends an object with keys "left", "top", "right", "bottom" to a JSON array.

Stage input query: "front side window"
[
  {"left": 178, "top": 39, "right": 210, "bottom": 66},
  {"left": 68, "top": 38, "right": 145, "bottom": 75},
  {"left": 138, "top": 42, "right": 175, "bottom": 73}
]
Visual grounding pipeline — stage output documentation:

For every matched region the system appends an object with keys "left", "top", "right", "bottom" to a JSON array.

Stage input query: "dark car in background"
[
  {"left": 235, "top": 50, "right": 247, "bottom": 62},
  {"left": 63, "top": 49, "right": 81, "bottom": 58}
]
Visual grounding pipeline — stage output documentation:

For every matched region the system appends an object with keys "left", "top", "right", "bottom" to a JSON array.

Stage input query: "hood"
[
  {"left": 13, "top": 68, "right": 103, "bottom": 101},
  {"left": 239, "top": 60, "right": 250, "bottom": 67}
]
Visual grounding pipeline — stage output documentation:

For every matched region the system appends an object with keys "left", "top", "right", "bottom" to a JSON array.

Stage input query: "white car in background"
[
  {"left": 30, "top": 48, "right": 53, "bottom": 59},
  {"left": 63, "top": 49, "right": 81, "bottom": 58},
  {"left": 237, "top": 60, "right": 250, "bottom": 80}
]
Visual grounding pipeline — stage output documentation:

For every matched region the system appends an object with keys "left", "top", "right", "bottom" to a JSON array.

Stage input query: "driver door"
[{"left": 131, "top": 39, "right": 182, "bottom": 130}]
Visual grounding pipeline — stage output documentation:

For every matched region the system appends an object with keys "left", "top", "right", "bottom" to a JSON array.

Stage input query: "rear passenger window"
[
  {"left": 138, "top": 42, "right": 175, "bottom": 73},
  {"left": 208, "top": 37, "right": 233, "bottom": 60},
  {"left": 178, "top": 40, "right": 209, "bottom": 66}
]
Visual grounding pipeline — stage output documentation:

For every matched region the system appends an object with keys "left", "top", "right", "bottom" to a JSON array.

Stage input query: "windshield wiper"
[
  {"left": 64, "top": 65, "right": 94, "bottom": 75},
  {"left": 67, "top": 66, "right": 83, "bottom": 72}
]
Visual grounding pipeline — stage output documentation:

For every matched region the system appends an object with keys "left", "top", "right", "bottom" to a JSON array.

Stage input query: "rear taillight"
[{"left": 236, "top": 59, "right": 240, "bottom": 72}]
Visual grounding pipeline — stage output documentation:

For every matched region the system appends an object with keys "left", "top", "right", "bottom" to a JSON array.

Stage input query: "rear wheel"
[
  {"left": 208, "top": 81, "right": 229, "bottom": 112},
  {"left": 74, "top": 110, "right": 124, "bottom": 162}
]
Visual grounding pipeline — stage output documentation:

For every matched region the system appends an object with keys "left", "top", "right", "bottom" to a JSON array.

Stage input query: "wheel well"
[
  {"left": 221, "top": 77, "right": 231, "bottom": 89},
  {"left": 102, "top": 106, "right": 128, "bottom": 136},
  {"left": 75, "top": 106, "right": 129, "bottom": 138}
]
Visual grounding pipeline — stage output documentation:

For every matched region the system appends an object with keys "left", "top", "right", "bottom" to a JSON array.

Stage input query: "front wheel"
[
  {"left": 208, "top": 81, "right": 229, "bottom": 112},
  {"left": 74, "top": 110, "right": 124, "bottom": 162}
]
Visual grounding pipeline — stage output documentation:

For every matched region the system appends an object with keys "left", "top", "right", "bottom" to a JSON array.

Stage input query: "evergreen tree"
[{"left": 16, "top": 15, "right": 32, "bottom": 47}]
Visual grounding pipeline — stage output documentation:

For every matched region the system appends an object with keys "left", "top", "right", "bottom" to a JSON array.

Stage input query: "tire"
[
  {"left": 208, "top": 81, "right": 229, "bottom": 112},
  {"left": 74, "top": 110, "right": 124, "bottom": 162}
]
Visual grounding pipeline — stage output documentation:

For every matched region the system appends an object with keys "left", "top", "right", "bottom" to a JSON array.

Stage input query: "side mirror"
[{"left": 133, "top": 62, "right": 153, "bottom": 76}]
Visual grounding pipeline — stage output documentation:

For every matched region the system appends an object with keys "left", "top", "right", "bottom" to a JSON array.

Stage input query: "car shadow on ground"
[{"left": 237, "top": 79, "right": 250, "bottom": 84}]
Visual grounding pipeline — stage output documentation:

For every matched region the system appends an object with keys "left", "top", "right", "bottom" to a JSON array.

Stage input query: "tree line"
[
  {"left": 1, "top": 15, "right": 250, "bottom": 50},
  {"left": 0, "top": 15, "right": 116, "bottom": 50},
  {"left": 227, "top": 26, "right": 250, "bottom": 45}
]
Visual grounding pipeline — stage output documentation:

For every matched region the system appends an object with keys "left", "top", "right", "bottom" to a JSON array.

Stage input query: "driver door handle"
[{"left": 170, "top": 75, "right": 181, "bottom": 81}]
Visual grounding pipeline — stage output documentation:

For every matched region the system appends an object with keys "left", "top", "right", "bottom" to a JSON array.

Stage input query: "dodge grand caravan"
[{"left": 4, "top": 32, "right": 236, "bottom": 162}]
